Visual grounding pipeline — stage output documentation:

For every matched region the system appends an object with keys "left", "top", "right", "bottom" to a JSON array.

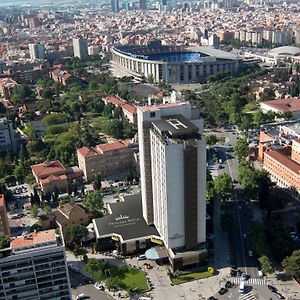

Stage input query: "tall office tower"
[
  {"left": 111, "top": 0, "right": 120, "bottom": 12},
  {"left": 29, "top": 43, "right": 45, "bottom": 60},
  {"left": 0, "top": 230, "right": 71, "bottom": 300},
  {"left": 137, "top": 0, "right": 147, "bottom": 10},
  {"left": 73, "top": 38, "right": 88, "bottom": 60},
  {"left": 137, "top": 95, "right": 206, "bottom": 252},
  {"left": 0, "top": 194, "right": 10, "bottom": 236}
]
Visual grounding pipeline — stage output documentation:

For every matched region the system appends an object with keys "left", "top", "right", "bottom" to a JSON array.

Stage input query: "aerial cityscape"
[{"left": 1, "top": 0, "right": 300, "bottom": 300}]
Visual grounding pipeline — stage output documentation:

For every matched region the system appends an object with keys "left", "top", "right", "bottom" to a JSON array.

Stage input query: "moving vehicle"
[
  {"left": 258, "top": 270, "right": 264, "bottom": 277},
  {"left": 248, "top": 250, "right": 253, "bottom": 257},
  {"left": 75, "top": 294, "right": 86, "bottom": 300},
  {"left": 239, "top": 281, "right": 245, "bottom": 293}
]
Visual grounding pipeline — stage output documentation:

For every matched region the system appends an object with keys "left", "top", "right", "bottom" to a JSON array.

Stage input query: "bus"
[{"left": 239, "top": 281, "right": 245, "bottom": 293}]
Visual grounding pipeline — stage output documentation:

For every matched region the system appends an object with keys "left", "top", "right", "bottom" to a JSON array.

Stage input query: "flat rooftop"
[
  {"left": 11, "top": 230, "right": 57, "bottom": 250},
  {"left": 93, "top": 194, "right": 159, "bottom": 242},
  {"left": 152, "top": 114, "right": 199, "bottom": 137}
]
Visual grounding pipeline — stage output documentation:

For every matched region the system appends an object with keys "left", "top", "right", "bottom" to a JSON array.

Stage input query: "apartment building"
[
  {"left": 0, "top": 194, "right": 10, "bottom": 236},
  {"left": 0, "top": 230, "right": 71, "bottom": 300},
  {"left": 77, "top": 141, "right": 135, "bottom": 181},
  {"left": 31, "top": 160, "right": 83, "bottom": 193},
  {"left": 0, "top": 117, "right": 18, "bottom": 153}
]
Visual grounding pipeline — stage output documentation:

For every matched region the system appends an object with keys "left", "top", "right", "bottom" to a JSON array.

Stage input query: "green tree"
[
  {"left": 213, "top": 173, "right": 233, "bottom": 200},
  {"left": 93, "top": 175, "right": 102, "bottom": 191},
  {"left": 250, "top": 221, "right": 270, "bottom": 257},
  {"left": 258, "top": 255, "right": 273, "bottom": 274},
  {"left": 234, "top": 138, "right": 249, "bottom": 160},
  {"left": 220, "top": 210, "right": 235, "bottom": 233},
  {"left": 83, "top": 190, "right": 104, "bottom": 217},
  {"left": 205, "top": 134, "right": 218, "bottom": 146},
  {"left": 31, "top": 204, "right": 39, "bottom": 218},
  {"left": 63, "top": 224, "right": 87, "bottom": 248},
  {"left": 282, "top": 250, "right": 300, "bottom": 279},
  {"left": 0, "top": 235, "right": 9, "bottom": 249},
  {"left": 105, "top": 277, "right": 122, "bottom": 291}
]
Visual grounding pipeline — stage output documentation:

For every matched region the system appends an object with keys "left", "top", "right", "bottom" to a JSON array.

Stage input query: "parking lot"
[{"left": 69, "top": 268, "right": 113, "bottom": 300}]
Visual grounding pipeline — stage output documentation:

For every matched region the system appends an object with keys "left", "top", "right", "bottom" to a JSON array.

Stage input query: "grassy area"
[
  {"left": 121, "top": 267, "right": 148, "bottom": 292},
  {"left": 170, "top": 267, "right": 214, "bottom": 285},
  {"left": 85, "top": 259, "right": 148, "bottom": 295}
]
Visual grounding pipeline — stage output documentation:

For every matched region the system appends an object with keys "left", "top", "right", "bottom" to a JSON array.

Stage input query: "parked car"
[
  {"left": 218, "top": 288, "right": 228, "bottom": 295},
  {"left": 137, "top": 254, "right": 146, "bottom": 261},
  {"left": 230, "top": 269, "right": 237, "bottom": 277},
  {"left": 207, "top": 297, "right": 217, "bottom": 300},
  {"left": 258, "top": 270, "right": 264, "bottom": 278},
  {"left": 276, "top": 292, "right": 285, "bottom": 299},
  {"left": 225, "top": 281, "right": 233, "bottom": 288},
  {"left": 267, "top": 285, "right": 277, "bottom": 293},
  {"left": 236, "top": 269, "right": 242, "bottom": 276}
]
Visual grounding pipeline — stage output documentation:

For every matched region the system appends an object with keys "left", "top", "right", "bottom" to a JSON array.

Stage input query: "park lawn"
[
  {"left": 171, "top": 270, "right": 214, "bottom": 285},
  {"left": 120, "top": 267, "right": 148, "bottom": 293}
]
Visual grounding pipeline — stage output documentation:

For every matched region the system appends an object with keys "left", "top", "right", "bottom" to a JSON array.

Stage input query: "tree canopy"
[
  {"left": 213, "top": 173, "right": 233, "bottom": 201},
  {"left": 83, "top": 190, "right": 104, "bottom": 217},
  {"left": 63, "top": 224, "right": 87, "bottom": 248},
  {"left": 282, "top": 250, "right": 300, "bottom": 279}
]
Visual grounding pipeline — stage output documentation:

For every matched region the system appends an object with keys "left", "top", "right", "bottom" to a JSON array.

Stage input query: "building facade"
[
  {"left": 0, "top": 230, "right": 71, "bottom": 300},
  {"left": 0, "top": 117, "right": 18, "bottom": 153},
  {"left": 0, "top": 194, "right": 10, "bottom": 236},
  {"left": 137, "top": 100, "right": 206, "bottom": 248},
  {"left": 77, "top": 141, "right": 135, "bottom": 181},
  {"left": 29, "top": 43, "right": 45, "bottom": 60},
  {"left": 73, "top": 38, "right": 88, "bottom": 60}
]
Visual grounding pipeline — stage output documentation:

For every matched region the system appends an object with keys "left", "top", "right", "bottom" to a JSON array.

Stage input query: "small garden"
[
  {"left": 169, "top": 266, "right": 215, "bottom": 285},
  {"left": 84, "top": 258, "right": 148, "bottom": 295}
]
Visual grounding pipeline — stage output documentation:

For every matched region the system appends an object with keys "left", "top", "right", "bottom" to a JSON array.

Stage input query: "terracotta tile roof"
[
  {"left": 96, "top": 141, "right": 127, "bottom": 153},
  {"left": 59, "top": 202, "right": 87, "bottom": 217},
  {"left": 122, "top": 103, "right": 137, "bottom": 114},
  {"left": 265, "top": 150, "right": 300, "bottom": 174},
  {"left": 0, "top": 194, "right": 4, "bottom": 207},
  {"left": 77, "top": 147, "right": 98, "bottom": 158},
  {"left": 11, "top": 230, "right": 56, "bottom": 249},
  {"left": 40, "top": 174, "right": 67, "bottom": 184},
  {"left": 31, "top": 161, "right": 65, "bottom": 179},
  {"left": 104, "top": 95, "right": 125, "bottom": 107},
  {"left": 262, "top": 98, "right": 300, "bottom": 112}
]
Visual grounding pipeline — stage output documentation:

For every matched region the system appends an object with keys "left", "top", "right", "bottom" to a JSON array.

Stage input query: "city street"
[{"left": 208, "top": 128, "right": 300, "bottom": 300}]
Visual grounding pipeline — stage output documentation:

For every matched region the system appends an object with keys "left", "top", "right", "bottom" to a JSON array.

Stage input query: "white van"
[
  {"left": 75, "top": 294, "right": 85, "bottom": 300},
  {"left": 239, "top": 281, "right": 245, "bottom": 293}
]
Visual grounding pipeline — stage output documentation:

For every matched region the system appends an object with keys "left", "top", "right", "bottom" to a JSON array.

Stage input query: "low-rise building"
[
  {"left": 31, "top": 160, "right": 83, "bottom": 193},
  {"left": 49, "top": 68, "right": 81, "bottom": 86},
  {"left": 40, "top": 202, "right": 92, "bottom": 230},
  {"left": 0, "top": 229, "right": 71, "bottom": 300},
  {"left": 103, "top": 95, "right": 137, "bottom": 125},
  {"left": 0, "top": 194, "right": 10, "bottom": 236},
  {"left": 260, "top": 98, "right": 300, "bottom": 119},
  {"left": 77, "top": 141, "right": 135, "bottom": 181},
  {"left": 0, "top": 77, "right": 17, "bottom": 99}
]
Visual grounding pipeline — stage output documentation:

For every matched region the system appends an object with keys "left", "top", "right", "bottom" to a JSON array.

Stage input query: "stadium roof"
[
  {"left": 192, "top": 46, "right": 240, "bottom": 60},
  {"left": 268, "top": 46, "right": 300, "bottom": 57}
]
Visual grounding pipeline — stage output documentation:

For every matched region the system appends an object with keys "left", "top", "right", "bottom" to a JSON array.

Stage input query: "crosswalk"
[
  {"left": 239, "top": 292, "right": 256, "bottom": 300},
  {"left": 229, "top": 277, "right": 266, "bottom": 285}
]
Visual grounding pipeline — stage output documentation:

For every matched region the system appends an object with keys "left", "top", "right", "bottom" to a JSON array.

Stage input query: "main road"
[{"left": 208, "top": 128, "right": 277, "bottom": 300}]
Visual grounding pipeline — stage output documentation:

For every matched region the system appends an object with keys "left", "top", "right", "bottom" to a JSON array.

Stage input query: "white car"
[
  {"left": 75, "top": 294, "right": 85, "bottom": 300},
  {"left": 258, "top": 270, "right": 264, "bottom": 277},
  {"left": 94, "top": 282, "right": 105, "bottom": 291},
  {"left": 137, "top": 255, "right": 146, "bottom": 261},
  {"left": 248, "top": 250, "right": 253, "bottom": 257}
]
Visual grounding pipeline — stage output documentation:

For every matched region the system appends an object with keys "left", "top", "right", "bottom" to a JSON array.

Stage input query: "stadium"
[{"left": 111, "top": 42, "right": 243, "bottom": 84}]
